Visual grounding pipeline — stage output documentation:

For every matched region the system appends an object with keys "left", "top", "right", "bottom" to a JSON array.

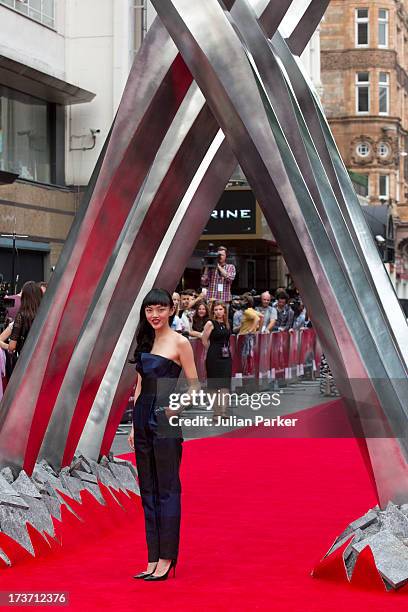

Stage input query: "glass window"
[
  {"left": 14, "top": 0, "right": 28, "bottom": 15},
  {"left": 378, "top": 142, "right": 390, "bottom": 157},
  {"left": 0, "top": 0, "right": 55, "bottom": 27},
  {"left": 378, "top": 9, "right": 389, "bottom": 47},
  {"left": 0, "top": 85, "right": 51, "bottom": 183},
  {"left": 357, "top": 142, "right": 370, "bottom": 157},
  {"left": 42, "top": 0, "right": 54, "bottom": 18},
  {"left": 379, "top": 72, "right": 389, "bottom": 114},
  {"left": 356, "top": 8, "right": 369, "bottom": 46},
  {"left": 356, "top": 72, "right": 370, "bottom": 113},
  {"left": 379, "top": 174, "right": 389, "bottom": 199}
]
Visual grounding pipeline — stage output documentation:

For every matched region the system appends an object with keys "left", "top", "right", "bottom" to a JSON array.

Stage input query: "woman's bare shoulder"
[{"left": 174, "top": 331, "right": 190, "bottom": 349}]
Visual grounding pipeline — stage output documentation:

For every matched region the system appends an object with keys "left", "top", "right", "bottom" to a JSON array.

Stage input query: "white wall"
[
  {"left": 64, "top": 0, "right": 134, "bottom": 186},
  {"left": 0, "top": 3, "right": 65, "bottom": 79},
  {"left": 0, "top": 0, "right": 322, "bottom": 186}
]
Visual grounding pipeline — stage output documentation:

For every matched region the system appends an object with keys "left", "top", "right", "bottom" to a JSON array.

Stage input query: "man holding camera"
[{"left": 201, "top": 245, "right": 236, "bottom": 306}]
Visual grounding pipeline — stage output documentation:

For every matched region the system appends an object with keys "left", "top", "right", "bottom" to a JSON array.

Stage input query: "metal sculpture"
[{"left": 0, "top": 0, "right": 408, "bottom": 581}]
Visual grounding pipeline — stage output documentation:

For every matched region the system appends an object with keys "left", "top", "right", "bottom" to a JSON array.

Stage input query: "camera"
[{"left": 202, "top": 242, "right": 219, "bottom": 269}]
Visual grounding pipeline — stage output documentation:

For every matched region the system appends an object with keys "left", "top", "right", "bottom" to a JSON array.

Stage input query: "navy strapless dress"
[{"left": 133, "top": 352, "right": 183, "bottom": 563}]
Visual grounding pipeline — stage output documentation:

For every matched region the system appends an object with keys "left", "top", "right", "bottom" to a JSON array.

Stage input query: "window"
[
  {"left": 378, "top": 142, "right": 390, "bottom": 157},
  {"left": 356, "top": 72, "right": 370, "bottom": 113},
  {"left": 0, "top": 0, "right": 55, "bottom": 28},
  {"left": 379, "top": 72, "right": 389, "bottom": 115},
  {"left": 353, "top": 173, "right": 369, "bottom": 197},
  {"left": 378, "top": 9, "right": 389, "bottom": 47},
  {"left": 0, "top": 85, "right": 51, "bottom": 183},
  {"left": 379, "top": 174, "right": 389, "bottom": 200},
  {"left": 356, "top": 8, "right": 369, "bottom": 46},
  {"left": 356, "top": 142, "right": 371, "bottom": 157}
]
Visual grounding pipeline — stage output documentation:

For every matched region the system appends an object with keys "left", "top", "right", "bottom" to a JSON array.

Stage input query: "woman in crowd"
[
  {"left": 128, "top": 288, "right": 198, "bottom": 581},
  {"left": 201, "top": 300, "right": 232, "bottom": 422},
  {"left": 189, "top": 300, "right": 210, "bottom": 339},
  {"left": 8, "top": 281, "right": 42, "bottom": 360},
  {"left": 0, "top": 321, "right": 14, "bottom": 388},
  {"left": 238, "top": 294, "right": 261, "bottom": 376},
  {"left": 290, "top": 297, "right": 310, "bottom": 331}
]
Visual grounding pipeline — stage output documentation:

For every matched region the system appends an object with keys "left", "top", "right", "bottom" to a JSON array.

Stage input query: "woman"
[
  {"left": 127, "top": 288, "right": 198, "bottom": 581},
  {"left": 0, "top": 321, "right": 14, "bottom": 388},
  {"left": 238, "top": 294, "right": 261, "bottom": 376},
  {"left": 8, "top": 281, "right": 42, "bottom": 360},
  {"left": 189, "top": 300, "right": 210, "bottom": 339},
  {"left": 290, "top": 297, "right": 309, "bottom": 331},
  {"left": 201, "top": 301, "right": 232, "bottom": 422}
]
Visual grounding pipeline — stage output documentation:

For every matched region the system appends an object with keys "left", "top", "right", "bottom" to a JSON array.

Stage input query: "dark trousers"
[{"left": 133, "top": 407, "right": 183, "bottom": 562}]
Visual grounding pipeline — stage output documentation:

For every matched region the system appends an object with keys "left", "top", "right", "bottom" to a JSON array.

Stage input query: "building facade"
[
  {"left": 0, "top": 0, "right": 320, "bottom": 297},
  {"left": 0, "top": 0, "right": 147, "bottom": 285},
  {"left": 182, "top": 0, "right": 324, "bottom": 294},
  {"left": 320, "top": 0, "right": 408, "bottom": 298}
]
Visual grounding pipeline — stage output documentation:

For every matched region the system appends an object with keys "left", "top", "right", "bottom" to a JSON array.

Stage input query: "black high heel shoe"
[
  {"left": 143, "top": 559, "right": 176, "bottom": 581},
  {"left": 133, "top": 563, "right": 158, "bottom": 579}
]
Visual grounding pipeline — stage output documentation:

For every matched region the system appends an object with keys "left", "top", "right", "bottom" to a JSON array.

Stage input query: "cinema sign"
[{"left": 203, "top": 189, "right": 256, "bottom": 235}]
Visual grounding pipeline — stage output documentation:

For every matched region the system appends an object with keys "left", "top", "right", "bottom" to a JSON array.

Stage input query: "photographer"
[{"left": 201, "top": 245, "right": 236, "bottom": 308}]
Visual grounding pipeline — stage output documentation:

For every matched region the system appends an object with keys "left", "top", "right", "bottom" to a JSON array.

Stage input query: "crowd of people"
[
  {"left": 171, "top": 245, "right": 311, "bottom": 340},
  {"left": 0, "top": 244, "right": 335, "bottom": 408},
  {"left": 171, "top": 288, "right": 311, "bottom": 337},
  {"left": 0, "top": 281, "right": 46, "bottom": 399}
]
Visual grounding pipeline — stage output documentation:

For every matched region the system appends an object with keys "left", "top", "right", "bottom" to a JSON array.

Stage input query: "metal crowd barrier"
[{"left": 190, "top": 329, "right": 319, "bottom": 384}]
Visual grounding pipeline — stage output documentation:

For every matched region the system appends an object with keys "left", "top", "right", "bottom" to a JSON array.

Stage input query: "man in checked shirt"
[{"left": 201, "top": 245, "right": 236, "bottom": 311}]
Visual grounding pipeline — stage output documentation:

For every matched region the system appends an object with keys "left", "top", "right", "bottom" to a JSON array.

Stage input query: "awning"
[
  {"left": 0, "top": 237, "right": 50, "bottom": 252},
  {"left": 0, "top": 54, "right": 95, "bottom": 105}
]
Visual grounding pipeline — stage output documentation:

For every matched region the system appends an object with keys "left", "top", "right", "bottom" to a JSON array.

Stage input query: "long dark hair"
[
  {"left": 192, "top": 300, "right": 210, "bottom": 332},
  {"left": 18, "top": 281, "right": 42, "bottom": 331},
  {"left": 130, "top": 288, "right": 175, "bottom": 362}
]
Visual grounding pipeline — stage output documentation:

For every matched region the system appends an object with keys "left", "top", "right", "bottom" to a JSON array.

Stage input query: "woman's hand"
[{"left": 128, "top": 425, "right": 135, "bottom": 451}]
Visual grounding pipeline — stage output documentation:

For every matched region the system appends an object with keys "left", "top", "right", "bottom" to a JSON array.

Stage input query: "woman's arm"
[
  {"left": 0, "top": 325, "right": 12, "bottom": 350},
  {"left": 8, "top": 313, "right": 22, "bottom": 353},
  {"left": 128, "top": 373, "right": 141, "bottom": 451},
  {"left": 178, "top": 336, "right": 199, "bottom": 381},
  {"left": 201, "top": 320, "right": 213, "bottom": 349},
  {"left": 189, "top": 329, "right": 203, "bottom": 339},
  {"left": 8, "top": 340, "right": 17, "bottom": 353}
]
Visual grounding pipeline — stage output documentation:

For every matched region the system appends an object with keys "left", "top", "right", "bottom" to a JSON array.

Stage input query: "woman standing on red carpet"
[{"left": 128, "top": 288, "right": 198, "bottom": 581}]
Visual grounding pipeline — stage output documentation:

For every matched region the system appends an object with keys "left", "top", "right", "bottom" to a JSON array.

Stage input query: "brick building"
[{"left": 321, "top": 0, "right": 408, "bottom": 298}]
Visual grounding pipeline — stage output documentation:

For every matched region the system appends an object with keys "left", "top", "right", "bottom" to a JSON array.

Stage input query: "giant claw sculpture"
[{"left": 0, "top": 0, "right": 407, "bottom": 587}]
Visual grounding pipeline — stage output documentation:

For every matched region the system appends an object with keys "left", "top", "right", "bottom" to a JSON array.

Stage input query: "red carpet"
[{"left": 1, "top": 403, "right": 407, "bottom": 610}]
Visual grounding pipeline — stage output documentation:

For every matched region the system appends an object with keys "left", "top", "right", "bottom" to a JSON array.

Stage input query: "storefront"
[
  {"left": 0, "top": 237, "right": 50, "bottom": 288},
  {"left": 179, "top": 186, "right": 286, "bottom": 295}
]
